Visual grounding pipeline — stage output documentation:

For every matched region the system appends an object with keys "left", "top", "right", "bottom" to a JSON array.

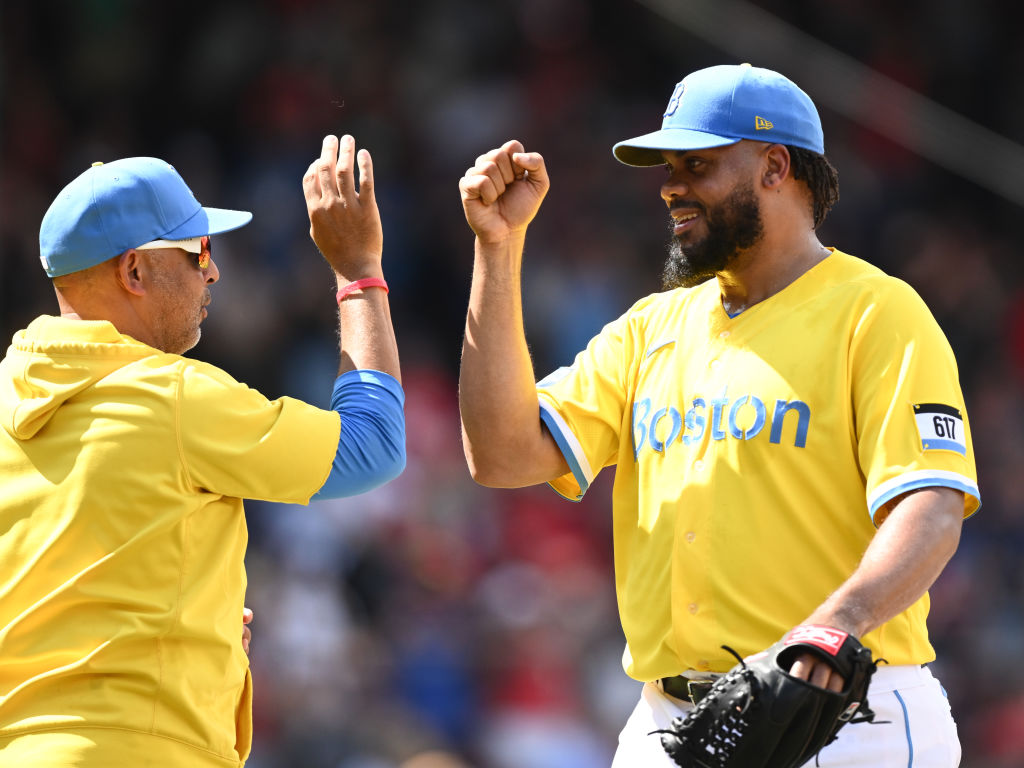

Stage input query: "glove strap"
[{"left": 783, "top": 625, "right": 849, "bottom": 657}]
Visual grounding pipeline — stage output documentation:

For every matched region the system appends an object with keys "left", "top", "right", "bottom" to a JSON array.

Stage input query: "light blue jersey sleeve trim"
[
  {"left": 868, "top": 469, "right": 980, "bottom": 524},
  {"left": 538, "top": 399, "right": 594, "bottom": 502},
  {"left": 312, "top": 370, "right": 406, "bottom": 499}
]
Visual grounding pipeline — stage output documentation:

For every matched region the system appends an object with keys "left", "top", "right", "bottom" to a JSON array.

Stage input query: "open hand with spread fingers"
[
  {"left": 459, "top": 139, "right": 549, "bottom": 245},
  {"left": 303, "top": 134, "right": 383, "bottom": 283}
]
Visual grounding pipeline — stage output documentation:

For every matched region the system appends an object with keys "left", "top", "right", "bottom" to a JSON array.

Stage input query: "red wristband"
[{"left": 336, "top": 277, "right": 389, "bottom": 303}]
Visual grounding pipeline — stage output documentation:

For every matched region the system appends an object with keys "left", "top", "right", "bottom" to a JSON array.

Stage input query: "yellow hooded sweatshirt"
[{"left": 0, "top": 316, "right": 339, "bottom": 767}]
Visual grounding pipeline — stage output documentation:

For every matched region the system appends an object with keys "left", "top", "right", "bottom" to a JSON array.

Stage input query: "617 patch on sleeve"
[{"left": 913, "top": 404, "right": 966, "bottom": 455}]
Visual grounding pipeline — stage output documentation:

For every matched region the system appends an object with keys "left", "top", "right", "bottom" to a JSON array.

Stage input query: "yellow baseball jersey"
[
  {"left": 0, "top": 316, "right": 340, "bottom": 767},
  {"left": 536, "top": 250, "right": 980, "bottom": 682}
]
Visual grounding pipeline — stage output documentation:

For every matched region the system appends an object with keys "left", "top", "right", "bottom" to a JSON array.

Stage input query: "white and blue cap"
[
  {"left": 39, "top": 157, "right": 253, "bottom": 277},
  {"left": 613, "top": 64, "right": 824, "bottom": 167}
]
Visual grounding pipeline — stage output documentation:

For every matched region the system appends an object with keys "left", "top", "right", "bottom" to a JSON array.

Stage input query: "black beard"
[{"left": 661, "top": 181, "right": 765, "bottom": 290}]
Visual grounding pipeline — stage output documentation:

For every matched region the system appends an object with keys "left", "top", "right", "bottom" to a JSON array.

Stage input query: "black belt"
[{"left": 660, "top": 675, "right": 717, "bottom": 705}]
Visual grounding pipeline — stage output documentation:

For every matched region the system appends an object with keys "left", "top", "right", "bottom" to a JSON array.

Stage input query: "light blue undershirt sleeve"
[{"left": 312, "top": 370, "right": 406, "bottom": 499}]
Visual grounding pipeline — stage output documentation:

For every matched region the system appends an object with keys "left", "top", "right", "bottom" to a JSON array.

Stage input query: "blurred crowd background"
[{"left": 2, "top": 1, "right": 1022, "bottom": 766}]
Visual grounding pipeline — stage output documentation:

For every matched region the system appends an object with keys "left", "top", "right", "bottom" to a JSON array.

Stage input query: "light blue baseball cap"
[
  {"left": 613, "top": 64, "right": 824, "bottom": 167},
  {"left": 39, "top": 157, "right": 253, "bottom": 277}
]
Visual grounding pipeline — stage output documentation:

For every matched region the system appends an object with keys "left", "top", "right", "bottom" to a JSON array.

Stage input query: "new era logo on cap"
[{"left": 755, "top": 116, "right": 774, "bottom": 131}]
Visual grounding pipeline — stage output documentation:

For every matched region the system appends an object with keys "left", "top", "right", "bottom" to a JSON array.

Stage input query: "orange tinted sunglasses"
[
  {"left": 198, "top": 236, "right": 211, "bottom": 270},
  {"left": 135, "top": 235, "right": 211, "bottom": 270}
]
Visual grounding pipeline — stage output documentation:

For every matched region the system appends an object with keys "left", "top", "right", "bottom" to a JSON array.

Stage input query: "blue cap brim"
[
  {"left": 613, "top": 129, "right": 741, "bottom": 167},
  {"left": 162, "top": 206, "right": 253, "bottom": 240}
]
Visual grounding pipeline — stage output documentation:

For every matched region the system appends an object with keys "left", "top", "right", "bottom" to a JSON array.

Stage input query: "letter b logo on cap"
[{"left": 663, "top": 82, "right": 686, "bottom": 118}]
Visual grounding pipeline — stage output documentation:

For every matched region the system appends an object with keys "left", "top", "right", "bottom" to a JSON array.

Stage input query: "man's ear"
[
  {"left": 116, "top": 249, "right": 147, "bottom": 296},
  {"left": 761, "top": 143, "right": 792, "bottom": 190}
]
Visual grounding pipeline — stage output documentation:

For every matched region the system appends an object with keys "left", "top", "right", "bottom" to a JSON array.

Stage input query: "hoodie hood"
[{"left": 0, "top": 316, "right": 157, "bottom": 440}]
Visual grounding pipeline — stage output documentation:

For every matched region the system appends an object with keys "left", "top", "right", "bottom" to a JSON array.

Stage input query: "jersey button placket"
[{"left": 709, "top": 325, "right": 732, "bottom": 369}]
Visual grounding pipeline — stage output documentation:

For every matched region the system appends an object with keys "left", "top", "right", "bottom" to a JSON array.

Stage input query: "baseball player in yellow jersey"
[
  {"left": 0, "top": 135, "right": 405, "bottom": 767},
  {"left": 458, "top": 64, "right": 979, "bottom": 766}
]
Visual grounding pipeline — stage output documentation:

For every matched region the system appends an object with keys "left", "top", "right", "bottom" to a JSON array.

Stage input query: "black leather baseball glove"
[{"left": 655, "top": 625, "right": 882, "bottom": 768}]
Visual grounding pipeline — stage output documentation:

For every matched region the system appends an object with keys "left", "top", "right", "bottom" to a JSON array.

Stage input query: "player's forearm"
[
  {"left": 804, "top": 487, "right": 963, "bottom": 637},
  {"left": 459, "top": 236, "right": 555, "bottom": 486},
  {"left": 335, "top": 281, "right": 401, "bottom": 383},
  {"left": 303, "top": 135, "right": 398, "bottom": 381}
]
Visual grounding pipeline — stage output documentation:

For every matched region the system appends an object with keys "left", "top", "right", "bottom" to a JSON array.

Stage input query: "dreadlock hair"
[{"left": 785, "top": 145, "right": 839, "bottom": 229}]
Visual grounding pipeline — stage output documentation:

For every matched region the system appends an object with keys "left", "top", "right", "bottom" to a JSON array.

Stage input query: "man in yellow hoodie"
[{"left": 0, "top": 135, "right": 404, "bottom": 767}]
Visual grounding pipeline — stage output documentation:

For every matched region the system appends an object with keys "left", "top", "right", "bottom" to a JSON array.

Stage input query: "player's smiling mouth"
[{"left": 672, "top": 211, "right": 700, "bottom": 234}]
